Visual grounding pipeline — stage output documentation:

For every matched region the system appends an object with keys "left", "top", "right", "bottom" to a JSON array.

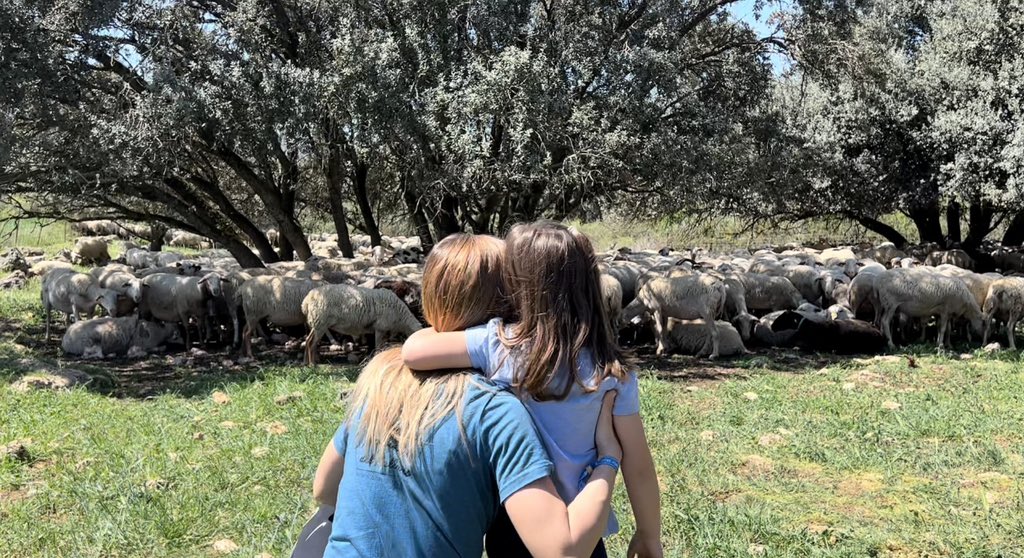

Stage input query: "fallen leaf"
[
  {"left": 742, "top": 392, "right": 758, "bottom": 401},
  {"left": 777, "top": 428, "right": 793, "bottom": 436},
  {"left": 274, "top": 392, "right": 305, "bottom": 406},
  {"left": 144, "top": 479, "right": 169, "bottom": 491},
  {"left": 251, "top": 447, "right": 270, "bottom": 458},
  {"left": 265, "top": 421, "right": 288, "bottom": 435},
  {"left": 748, "top": 543, "right": 766, "bottom": 555},
  {"left": 758, "top": 433, "right": 786, "bottom": 447},
  {"left": 699, "top": 430, "right": 717, "bottom": 442},
  {"left": 212, "top": 391, "right": 231, "bottom": 405},
  {"left": 219, "top": 421, "right": 238, "bottom": 429},
  {"left": 212, "top": 539, "right": 239, "bottom": 555},
  {"left": 193, "top": 432, "right": 205, "bottom": 441},
  {"left": 881, "top": 400, "right": 901, "bottom": 410},
  {"left": 841, "top": 382, "right": 856, "bottom": 391}
]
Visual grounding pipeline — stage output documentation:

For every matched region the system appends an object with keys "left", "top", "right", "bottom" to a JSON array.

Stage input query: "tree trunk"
[
  {"left": 850, "top": 213, "right": 909, "bottom": 248},
  {"left": 946, "top": 200, "right": 962, "bottom": 245},
  {"left": 147, "top": 223, "right": 167, "bottom": 252},
  {"left": 402, "top": 177, "right": 435, "bottom": 253},
  {"left": 278, "top": 233, "right": 294, "bottom": 261},
  {"left": 431, "top": 192, "right": 461, "bottom": 240},
  {"left": 1003, "top": 210, "right": 1024, "bottom": 246},
  {"left": 351, "top": 160, "right": 382, "bottom": 247},
  {"left": 907, "top": 200, "right": 944, "bottom": 245},
  {"left": 189, "top": 174, "right": 279, "bottom": 263},
  {"left": 326, "top": 146, "right": 355, "bottom": 258},
  {"left": 964, "top": 201, "right": 994, "bottom": 250}
]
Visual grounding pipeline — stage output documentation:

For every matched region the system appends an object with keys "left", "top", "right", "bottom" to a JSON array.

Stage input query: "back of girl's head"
[
  {"left": 422, "top": 233, "right": 509, "bottom": 332},
  {"left": 349, "top": 233, "right": 508, "bottom": 469},
  {"left": 502, "top": 220, "right": 625, "bottom": 400}
]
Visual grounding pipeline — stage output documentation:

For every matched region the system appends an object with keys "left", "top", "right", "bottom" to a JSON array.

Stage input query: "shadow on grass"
[{"left": 0, "top": 319, "right": 362, "bottom": 399}]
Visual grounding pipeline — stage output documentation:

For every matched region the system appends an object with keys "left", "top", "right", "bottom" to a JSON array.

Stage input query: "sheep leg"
[
  {"left": 1007, "top": 314, "right": 1019, "bottom": 351},
  {"left": 936, "top": 315, "right": 948, "bottom": 350},
  {"left": 652, "top": 310, "right": 667, "bottom": 356},
  {"left": 880, "top": 306, "right": 897, "bottom": 350},
  {"left": 706, "top": 315, "right": 719, "bottom": 360},
  {"left": 983, "top": 311, "right": 993, "bottom": 346},
  {"left": 304, "top": 328, "right": 323, "bottom": 366},
  {"left": 44, "top": 303, "right": 52, "bottom": 343},
  {"left": 242, "top": 321, "right": 255, "bottom": 358}
]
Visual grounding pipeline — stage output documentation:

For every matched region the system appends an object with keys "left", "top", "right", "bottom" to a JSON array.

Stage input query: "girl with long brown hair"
[
  {"left": 312, "top": 233, "right": 624, "bottom": 558},
  {"left": 404, "top": 221, "right": 663, "bottom": 558}
]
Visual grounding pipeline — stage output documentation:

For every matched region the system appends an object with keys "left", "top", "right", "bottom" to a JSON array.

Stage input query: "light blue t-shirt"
[
  {"left": 466, "top": 318, "right": 642, "bottom": 535},
  {"left": 324, "top": 378, "right": 553, "bottom": 558}
]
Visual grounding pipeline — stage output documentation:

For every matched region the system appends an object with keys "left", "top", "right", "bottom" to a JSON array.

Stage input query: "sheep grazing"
[
  {"left": 737, "top": 273, "right": 802, "bottom": 314},
  {"left": 663, "top": 319, "right": 746, "bottom": 357},
  {"left": 982, "top": 277, "right": 1024, "bottom": 350},
  {"left": 41, "top": 269, "right": 119, "bottom": 341},
  {"left": 61, "top": 317, "right": 182, "bottom": 358},
  {"left": 369, "top": 278, "right": 424, "bottom": 324},
  {"left": 237, "top": 276, "right": 323, "bottom": 357},
  {"left": 71, "top": 237, "right": 111, "bottom": 266},
  {"left": 301, "top": 284, "right": 423, "bottom": 365},
  {"left": 792, "top": 318, "right": 886, "bottom": 355},
  {"left": 876, "top": 268, "right": 983, "bottom": 349},
  {"left": 633, "top": 274, "right": 726, "bottom": 358},
  {"left": 139, "top": 272, "right": 224, "bottom": 348}
]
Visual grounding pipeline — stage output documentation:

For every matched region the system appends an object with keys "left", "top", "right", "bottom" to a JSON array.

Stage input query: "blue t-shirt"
[
  {"left": 465, "top": 318, "right": 642, "bottom": 535},
  {"left": 324, "top": 378, "right": 553, "bottom": 558}
]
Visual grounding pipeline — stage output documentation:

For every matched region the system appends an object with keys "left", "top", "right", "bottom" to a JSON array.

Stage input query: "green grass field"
[{"left": 2, "top": 221, "right": 1024, "bottom": 557}]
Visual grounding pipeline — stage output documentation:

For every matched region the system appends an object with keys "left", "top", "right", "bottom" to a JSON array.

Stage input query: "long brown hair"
[
  {"left": 347, "top": 233, "right": 507, "bottom": 468},
  {"left": 498, "top": 220, "right": 626, "bottom": 401}
]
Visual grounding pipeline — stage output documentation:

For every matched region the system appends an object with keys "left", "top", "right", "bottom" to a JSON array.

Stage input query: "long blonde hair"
[{"left": 346, "top": 234, "right": 508, "bottom": 469}]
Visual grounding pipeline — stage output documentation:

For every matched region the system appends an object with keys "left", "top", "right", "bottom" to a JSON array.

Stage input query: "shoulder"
[{"left": 464, "top": 380, "right": 529, "bottom": 426}]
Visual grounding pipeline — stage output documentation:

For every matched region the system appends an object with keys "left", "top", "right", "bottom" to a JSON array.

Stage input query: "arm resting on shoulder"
[
  {"left": 401, "top": 328, "right": 473, "bottom": 370},
  {"left": 312, "top": 441, "right": 345, "bottom": 507},
  {"left": 615, "top": 414, "right": 663, "bottom": 558},
  {"left": 504, "top": 467, "right": 617, "bottom": 558}
]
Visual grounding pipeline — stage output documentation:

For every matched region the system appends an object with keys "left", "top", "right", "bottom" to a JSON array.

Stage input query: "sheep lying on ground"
[
  {"left": 41, "top": 270, "right": 119, "bottom": 341},
  {"left": 28, "top": 260, "right": 73, "bottom": 278},
  {"left": 982, "top": 277, "right": 1024, "bottom": 350},
  {"left": 792, "top": 318, "right": 886, "bottom": 354},
  {"left": 925, "top": 249, "right": 974, "bottom": 270},
  {"left": 139, "top": 272, "right": 223, "bottom": 348},
  {"left": 633, "top": 274, "right": 726, "bottom": 358},
  {"left": 61, "top": 317, "right": 181, "bottom": 358},
  {"left": 237, "top": 276, "right": 323, "bottom": 357},
  {"left": 876, "top": 268, "right": 984, "bottom": 349},
  {"left": 301, "top": 284, "right": 423, "bottom": 364},
  {"left": 663, "top": 319, "right": 746, "bottom": 357},
  {"left": 71, "top": 237, "right": 111, "bottom": 266}
]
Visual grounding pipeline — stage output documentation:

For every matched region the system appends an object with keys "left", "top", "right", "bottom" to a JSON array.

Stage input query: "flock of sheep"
[{"left": 3, "top": 222, "right": 1024, "bottom": 365}]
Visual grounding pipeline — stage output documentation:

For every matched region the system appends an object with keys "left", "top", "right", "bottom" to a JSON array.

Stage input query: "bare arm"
[
  {"left": 615, "top": 414, "right": 663, "bottom": 558},
  {"left": 401, "top": 327, "right": 473, "bottom": 370},
  {"left": 504, "top": 468, "right": 616, "bottom": 558},
  {"left": 312, "top": 441, "right": 345, "bottom": 507},
  {"left": 504, "top": 391, "right": 623, "bottom": 558}
]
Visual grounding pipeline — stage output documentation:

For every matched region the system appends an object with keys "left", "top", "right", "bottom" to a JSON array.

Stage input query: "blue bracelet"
[{"left": 577, "top": 456, "right": 621, "bottom": 491}]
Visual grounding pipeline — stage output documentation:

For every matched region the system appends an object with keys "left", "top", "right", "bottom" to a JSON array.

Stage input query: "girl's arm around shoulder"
[
  {"left": 614, "top": 412, "right": 663, "bottom": 558},
  {"left": 402, "top": 324, "right": 491, "bottom": 371}
]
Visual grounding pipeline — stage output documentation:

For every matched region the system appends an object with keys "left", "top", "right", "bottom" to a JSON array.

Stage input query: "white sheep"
[
  {"left": 71, "top": 237, "right": 111, "bottom": 266},
  {"left": 981, "top": 277, "right": 1024, "bottom": 350},
  {"left": 139, "top": 272, "right": 223, "bottom": 348},
  {"left": 783, "top": 265, "right": 826, "bottom": 306},
  {"left": 28, "top": 260, "right": 73, "bottom": 278},
  {"left": 600, "top": 274, "right": 624, "bottom": 330},
  {"left": 925, "top": 249, "right": 974, "bottom": 270},
  {"left": 237, "top": 276, "right": 323, "bottom": 357},
  {"left": 634, "top": 274, "right": 726, "bottom": 358},
  {"left": 663, "top": 319, "right": 745, "bottom": 357},
  {"left": 876, "top": 268, "right": 983, "bottom": 349},
  {"left": 41, "top": 269, "right": 119, "bottom": 341},
  {"left": 62, "top": 317, "right": 181, "bottom": 358},
  {"left": 736, "top": 273, "right": 803, "bottom": 313},
  {"left": 301, "top": 283, "right": 423, "bottom": 364}
]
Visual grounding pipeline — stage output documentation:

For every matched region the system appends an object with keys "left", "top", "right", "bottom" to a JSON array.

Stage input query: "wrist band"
[{"left": 577, "top": 456, "right": 621, "bottom": 491}]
